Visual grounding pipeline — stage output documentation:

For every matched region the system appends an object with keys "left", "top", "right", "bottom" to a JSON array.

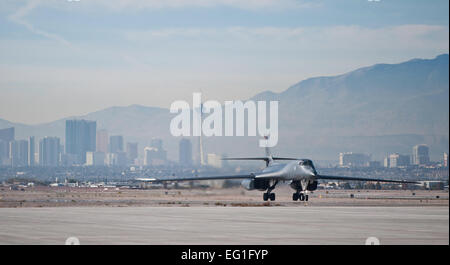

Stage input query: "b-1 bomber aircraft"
[{"left": 137, "top": 147, "right": 417, "bottom": 201}]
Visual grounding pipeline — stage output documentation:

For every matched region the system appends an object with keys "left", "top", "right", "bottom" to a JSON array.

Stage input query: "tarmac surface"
[
  {"left": 0, "top": 206, "right": 448, "bottom": 245},
  {"left": 1, "top": 187, "right": 448, "bottom": 207}
]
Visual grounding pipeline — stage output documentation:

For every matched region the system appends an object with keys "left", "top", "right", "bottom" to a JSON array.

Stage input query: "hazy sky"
[{"left": 0, "top": 0, "right": 448, "bottom": 124}]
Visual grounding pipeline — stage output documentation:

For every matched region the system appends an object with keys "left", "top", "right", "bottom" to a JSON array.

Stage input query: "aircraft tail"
[{"left": 222, "top": 136, "right": 300, "bottom": 166}]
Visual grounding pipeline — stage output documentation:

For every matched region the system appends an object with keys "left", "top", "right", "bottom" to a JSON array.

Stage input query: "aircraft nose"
[{"left": 303, "top": 166, "right": 316, "bottom": 176}]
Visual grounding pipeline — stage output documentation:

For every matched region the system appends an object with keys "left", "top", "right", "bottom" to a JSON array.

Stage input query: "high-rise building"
[
  {"left": 144, "top": 146, "right": 166, "bottom": 166},
  {"left": 96, "top": 129, "right": 109, "bottom": 153},
  {"left": 109, "top": 135, "right": 124, "bottom": 153},
  {"left": 0, "top": 140, "right": 8, "bottom": 165},
  {"left": 28, "top": 136, "right": 35, "bottom": 166},
  {"left": 0, "top": 127, "right": 14, "bottom": 164},
  {"left": 383, "top": 156, "right": 390, "bottom": 168},
  {"left": 179, "top": 138, "right": 192, "bottom": 166},
  {"left": 0, "top": 127, "right": 14, "bottom": 142},
  {"left": 106, "top": 151, "right": 127, "bottom": 166},
  {"left": 339, "top": 152, "right": 371, "bottom": 167},
  {"left": 444, "top": 153, "right": 448, "bottom": 167},
  {"left": 115, "top": 152, "right": 127, "bottom": 166},
  {"left": 412, "top": 144, "right": 430, "bottom": 165},
  {"left": 144, "top": 147, "right": 155, "bottom": 166},
  {"left": 389, "top": 153, "right": 410, "bottom": 168},
  {"left": 86, "top": 151, "right": 105, "bottom": 166},
  {"left": 10, "top": 140, "right": 28, "bottom": 167},
  {"left": 65, "top": 119, "right": 96, "bottom": 164},
  {"left": 126, "top": 142, "right": 138, "bottom": 164},
  {"left": 39, "top": 137, "right": 60, "bottom": 167},
  {"left": 147, "top": 138, "right": 167, "bottom": 161}
]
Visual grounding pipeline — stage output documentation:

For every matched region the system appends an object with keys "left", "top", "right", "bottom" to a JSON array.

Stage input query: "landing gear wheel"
[
  {"left": 299, "top": 193, "right": 305, "bottom": 201},
  {"left": 292, "top": 193, "right": 299, "bottom": 201},
  {"left": 263, "top": 193, "right": 269, "bottom": 201},
  {"left": 270, "top": 193, "right": 276, "bottom": 201},
  {"left": 305, "top": 195, "right": 309, "bottom": 201}
]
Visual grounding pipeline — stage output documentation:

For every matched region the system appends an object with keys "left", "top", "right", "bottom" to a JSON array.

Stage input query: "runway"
[{"left": 0, "top": 206, "right": 447, "bottom": 245}]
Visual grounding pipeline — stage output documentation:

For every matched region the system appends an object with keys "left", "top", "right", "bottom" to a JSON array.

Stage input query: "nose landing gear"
[{"left": 292, "top": 192, "right": 308, "bottom": 201}]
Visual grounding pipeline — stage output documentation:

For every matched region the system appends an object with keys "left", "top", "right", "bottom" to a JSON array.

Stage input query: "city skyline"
[{"left": 0, "top": 123, "right": 445, "bottom": 168}]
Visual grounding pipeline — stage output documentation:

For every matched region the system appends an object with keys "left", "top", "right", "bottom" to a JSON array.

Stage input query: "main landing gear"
[
  {"left": 263, "top": 181, "right": 278, "bottom": 201},
  {"left": 263, "top": 193, "right": 275, "bottom": 201},
  {"left": 292, "top": 192, "right": 308, "bottom": 201}
]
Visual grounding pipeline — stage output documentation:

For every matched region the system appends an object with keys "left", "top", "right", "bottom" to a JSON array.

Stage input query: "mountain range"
[{"left": 1, "top": 54, "right": 448, "bottom": 162}]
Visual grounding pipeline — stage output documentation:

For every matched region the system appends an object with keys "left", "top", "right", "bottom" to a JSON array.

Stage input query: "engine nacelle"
[
  {"left": 307, "top": 180, "right": 318, "bottom": 191},
  {"left": 290, "top": 180, "right": 318, "bottom": 191},
  {"left": 289, "top": 180, "right": 303, "bottom": 191},
  {"left": 241, "top": 178, "right": 270, "bottom": 191}
]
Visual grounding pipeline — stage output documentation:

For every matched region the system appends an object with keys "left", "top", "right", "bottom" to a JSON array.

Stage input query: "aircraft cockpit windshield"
[{"left": 299, "top": 160, "right": 313, "bottom": 167}]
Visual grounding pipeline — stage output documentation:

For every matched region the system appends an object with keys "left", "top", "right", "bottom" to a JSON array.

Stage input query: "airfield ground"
[
  {"left": 0, "top": 187, "right": 448, "bottom": 245},
  {"left": 0, "top": 186, "right": 448, "bottom": 208},
  {"left": 0, "top": 206, "right": 447, "bottom": 245}
]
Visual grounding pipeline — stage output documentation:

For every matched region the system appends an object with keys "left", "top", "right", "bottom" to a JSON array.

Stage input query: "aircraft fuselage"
[{"left": 256, "top": 160, "right": 318, "bottom": 181}]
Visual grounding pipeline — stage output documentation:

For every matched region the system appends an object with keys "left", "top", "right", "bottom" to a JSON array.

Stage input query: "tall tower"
[
  {"left": 109, "top": 135, "right": 124, "bottom": 153},
  {"left": 10, "top": 140, "right": 28, "bottom": 167},
  {"left": 96, "top": 129, "right": 108, "bottom": 153},
  {"left": 0, "top": 127, "right": 14, "bottom": 142},
  {"left": 199, "top": 102, "right": 205, "bottom": 166},
  {"left": 28, "top": 136, "right": 35, "bottom": 166},
  {"left": 65, "top": 119, "right": 96, "bottom": 164},
  {"left": 0, "top": 127, "right": 14, "bottom": 162},
  {"left": 126, "top": 142, "right": 138, "bottom": 163},
  {"left": 412, "top": 144, "right": 430, "bottom": 165},
  {"left": 39, "top": 137, "right": 60, "bottom": 167}
]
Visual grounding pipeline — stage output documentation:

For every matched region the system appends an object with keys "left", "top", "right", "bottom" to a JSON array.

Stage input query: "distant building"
[
  {"left": 96, "top": 129, "right": 108, "bottom": 153},
  {"left": 143, "top": 139, "right": 167, "bottom": 165},
  {"left": 60, "top": 153, "right": 78, "bottom": 167},
  {"left": 0, "top": 127, "right": 14, "bottom": 165},
  {"left": 144, "top": 147, "right": 166, "bottom": 166},
  {"left": 0, "top": 127, "right": 14, "bottom": 142},
  {"left": 443, "top": 153, "right": 448, "bottom": 167},
  {"left": 86, "top": 151, "right": 105, "bottom": 166},
  {"left": 115, "top": 152, "right": 128, "bottom": 166},
  {"left": 383, "top": 156, "right": 390, "bottom": 168},
  {"left": 0, "top": 140, "right": 9, "bottom": 166},
  {"left": 28, "top": 136, "right": 35, "bottom": 166},
  {"left": 412, "top": 144, "right": 430, "bottom": 165},
  {"left": 106, "top": 152, "right": 127, "bottom": 166},
  {"left": 179, "top": 138, "right": 192, "bottom": 166},
  {"left": 109, "top": 135, "right": 124, "bottom": 153},
  {"left": 65, "top": 120, "right": 96, "bottom": 164},
  {"left": 339, "top": 152, "right": 371, "bottom": 167},
  {"left": 10, "top": 140, "right": 28, "bottom": 167},
  {"left": 126, "top": 142, "right": 138, "bottom": 164},
  {"left": 39, "top": 137, "right": 60, "bottom": 167},
  {"left": 207, "top": 153, "right": 222, "bottom": 168},
  {"left": 105, "top": 153, "right": 115, "bottom": 166},
  {"left": 389, "top": 153, "right": 410, "bottom": 168}
]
